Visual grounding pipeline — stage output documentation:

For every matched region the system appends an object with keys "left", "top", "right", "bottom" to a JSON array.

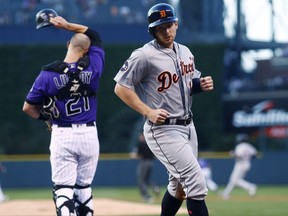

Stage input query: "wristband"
[{"left": 192, "top": 78, "right": 203, "bottom": 94}]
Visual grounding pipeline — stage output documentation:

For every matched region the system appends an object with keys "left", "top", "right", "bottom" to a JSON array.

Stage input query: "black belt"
[
  {"left": 149, "top": 116, "right": 192, "bottom": 126},
  {"left": 56, "top": 122, "right": 95, "bottom": 128},
  {"left": 162, "top": 117, "right": 192, "bottom": 126}
]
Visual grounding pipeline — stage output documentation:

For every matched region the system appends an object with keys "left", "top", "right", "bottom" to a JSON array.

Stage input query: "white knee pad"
[
  {"left": 74, "top": 185, "right": 93, "bottom": 216},
  {"left": 53, "top": 186, "right": 76, "bottom": 216}
]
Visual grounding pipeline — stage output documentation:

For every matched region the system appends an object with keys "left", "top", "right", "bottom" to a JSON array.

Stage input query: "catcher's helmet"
[
  {"left": 35, "top": 8, "right": 58, "bottom": 29},
  {"left": 147, "top": 3, "right": 178, "bottom": 35}
]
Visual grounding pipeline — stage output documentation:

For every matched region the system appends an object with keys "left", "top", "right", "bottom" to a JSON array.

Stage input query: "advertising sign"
[{"left": 224, "top": 98, "right": 288, "bottom": 138}]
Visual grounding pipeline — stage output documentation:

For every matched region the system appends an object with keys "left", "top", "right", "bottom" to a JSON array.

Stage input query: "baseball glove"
[
  {"left": 41, "top": 97, "right": 60, "bottom": 119},
  {"left": 38, "top": 97, "right": 60, "bottom": 132}
]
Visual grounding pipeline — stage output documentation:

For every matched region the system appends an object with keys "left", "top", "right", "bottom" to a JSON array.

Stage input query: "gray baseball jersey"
[
  {"left": 114, "top": 40, "right": 201, "bottom": 119},
  {"left": 114, "top": 40, "right": 208, "bottom": 200}
]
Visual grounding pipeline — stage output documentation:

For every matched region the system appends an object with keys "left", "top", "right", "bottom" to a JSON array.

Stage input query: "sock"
[
  {"left": 186, "top": 198, "right": 209, "bottom": 216},
  {"left": 160, "top": 190, "right": 183, "bottom": 216}
]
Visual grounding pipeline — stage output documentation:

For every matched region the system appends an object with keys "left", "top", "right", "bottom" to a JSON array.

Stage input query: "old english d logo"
[{"left": 160, "top": 10, "right": 166, "bottom": 18}]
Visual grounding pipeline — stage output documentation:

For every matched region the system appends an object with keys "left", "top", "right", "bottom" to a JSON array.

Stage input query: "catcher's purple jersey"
[{"left": 26, "top": 45, "right": 105, "bottom": 124}]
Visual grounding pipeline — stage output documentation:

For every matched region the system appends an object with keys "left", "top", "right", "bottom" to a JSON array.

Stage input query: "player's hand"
[
  {"left": 229, "top": 150, "right": 235, "bottom": 157},
  {"left": 49, "top": 16, "right": 69, "bottom": 29},
  {"left": 175, "top": 183, "right": 186, "bottom": 200},
  {"left": 146, "top": 109, "right": 169, "bottom": 124},
  {"left": 200, "top": 76, "right": 213, "bottom": 91},
  {"left": 49, "top": 16, "right": 87, "bottom": 33}
]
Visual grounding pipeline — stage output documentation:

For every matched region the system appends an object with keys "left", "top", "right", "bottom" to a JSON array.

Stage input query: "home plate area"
[{"left": 0, "top": 198, "right": 187, "bottom": 216}]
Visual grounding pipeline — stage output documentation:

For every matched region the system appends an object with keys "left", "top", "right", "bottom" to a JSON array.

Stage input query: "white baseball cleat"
[
  {"left": 144, "top": 197, "right": 154, "bottom": 204},
  {"left": 248, "top": 186, "right": 257, "bottom": 196},
  {"left": 0, "top": 195, "right": 9, "bottom": 203},
  {"left": 218, "top": 191, "right": 229, "bottom": 200},
  {"left": 221, "top": 194, "right": 230, "bottom": 200}
]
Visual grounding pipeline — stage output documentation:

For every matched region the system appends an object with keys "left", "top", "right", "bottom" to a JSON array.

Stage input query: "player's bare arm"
[
  {"left": 49, "top": 16, "right": 88, "bottom": 33},
  {"left": 114, "top": 83, "right": 169, "bottom": 124},
  {"left": 22, "top": 102, "right": 41, "bottom": 119},
  {"left": 200, "top": 76, "right": 213, "bottom": 91}
]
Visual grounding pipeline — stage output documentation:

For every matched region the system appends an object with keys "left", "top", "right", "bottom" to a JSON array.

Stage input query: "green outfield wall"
[{"left": 0, "top": 43, "right": 225, "bottom": 155}]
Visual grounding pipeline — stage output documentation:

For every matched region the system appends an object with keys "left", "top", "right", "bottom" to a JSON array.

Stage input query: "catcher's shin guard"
[
  {"left": 53, "top": 185, "right": 76, "bottom": 216},
  {"left": 74, "top": 184, "right": 94, "bottom": 216}
]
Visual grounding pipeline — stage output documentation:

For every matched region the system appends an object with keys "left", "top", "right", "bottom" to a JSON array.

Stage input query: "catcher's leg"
[
  {"left": 53, "top": 185, "right": 76, "bottom": 216},
  {"left": 74, "top": 184, "right": 94, "bottom": 216}
]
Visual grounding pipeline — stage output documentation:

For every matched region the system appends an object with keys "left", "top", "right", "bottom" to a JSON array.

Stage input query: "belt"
[
  {"left": 56, "top": 122, "right": 95, "bottom": 128},
  {"left": 149, "top": 114, "right": 192, "bottom": 126},
  {"left": 162, "top": 117, "right": 192, "bottom": 126}
]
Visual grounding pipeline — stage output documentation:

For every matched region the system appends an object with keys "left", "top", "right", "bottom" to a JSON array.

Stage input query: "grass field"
[{"left": 3, "top": 185, "right": 288, "bottom": 216}]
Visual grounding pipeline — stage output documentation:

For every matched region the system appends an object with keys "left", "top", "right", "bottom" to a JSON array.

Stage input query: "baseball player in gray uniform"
[
  {"left": 221, "top": 133, "right": 258, "bottom": 200},
  {"left": 114, "top": 3, "right": 213, "bottom": 216},
  {"left": 23, "top": 9, "right": 105, "bottom": 216}
]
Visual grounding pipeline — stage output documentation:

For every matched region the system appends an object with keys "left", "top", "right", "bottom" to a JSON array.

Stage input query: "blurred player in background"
[
  {"left": 221, "top": 133, "right": 258, "bottom": 200},
  {"left": 130, "top": 133, "right": 160, "bottom": 203},
  {"left": 198, "top": 158, "right": 218, "bottom": 192},
  {"left": 0, "top": 163, "right": 8, "bottom": 203}
]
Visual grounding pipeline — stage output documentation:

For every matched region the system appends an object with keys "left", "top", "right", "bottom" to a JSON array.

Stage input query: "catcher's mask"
[
  {"left": 35, "top": 8, "right": 58, "bottom": 29},
  {"left": 147, "top": 3, "right": 178, "bottom": 36}
]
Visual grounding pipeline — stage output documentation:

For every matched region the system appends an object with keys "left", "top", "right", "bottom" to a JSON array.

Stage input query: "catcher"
[{"left": 23, "top": 8, "right": 105, "bottom": 216}]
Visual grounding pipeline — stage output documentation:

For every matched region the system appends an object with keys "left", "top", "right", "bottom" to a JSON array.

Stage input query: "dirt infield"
[{"left": 0, "top": 198, "right": 187, "bottom": 216}]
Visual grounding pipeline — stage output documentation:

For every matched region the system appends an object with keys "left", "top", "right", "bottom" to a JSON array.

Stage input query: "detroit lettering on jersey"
[
  {"left": 120, "top": 56, "right": 195, "bottom": 93},
  {"left": 157, "top": 58, "right": 194, "bottom": 92},
  {"left": 115, "top": 41, "right": 200, "bottom": 118}
]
